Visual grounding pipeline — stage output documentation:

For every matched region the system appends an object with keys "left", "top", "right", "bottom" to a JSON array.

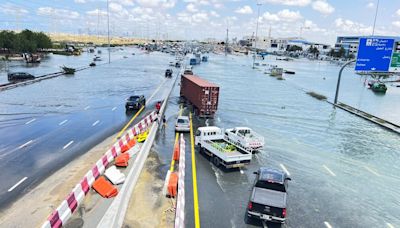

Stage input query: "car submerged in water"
[
  {"left": 125, "top": 95, "right": 146, "bottom": 110},
  {"left": 7, "top": 72, "right": 35, "bottom": 82}
]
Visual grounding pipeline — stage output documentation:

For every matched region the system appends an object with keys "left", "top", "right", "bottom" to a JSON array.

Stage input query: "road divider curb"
[
  {"left": 41, "top": 111, "right": 158, "bottom": 228},
  {"left": 175, "top": 134, "right": 186, "bottom": 228}
]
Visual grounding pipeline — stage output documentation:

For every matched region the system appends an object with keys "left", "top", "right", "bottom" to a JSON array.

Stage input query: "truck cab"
[
  {"left": 195, "top": 126, "right": 222, "bottom": 146},
  {"left": 246, "top": 167, "right": 291, "bottom": 224}
]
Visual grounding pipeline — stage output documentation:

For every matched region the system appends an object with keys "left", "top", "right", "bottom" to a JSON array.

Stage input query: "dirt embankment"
[{"left": 123, "top": 150, "right": 175, "bottom": 228}]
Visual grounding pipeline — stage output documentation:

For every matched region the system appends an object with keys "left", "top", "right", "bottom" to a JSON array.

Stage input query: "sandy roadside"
[
  {"left": 123, "top": 149, "right": 175, "bottom": 228},
  {"left": 0, "top": 133, "right": 118, "bottom": 228}
]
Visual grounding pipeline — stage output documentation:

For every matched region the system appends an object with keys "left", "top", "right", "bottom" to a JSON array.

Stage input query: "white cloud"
[
  {"left": 312, "top": 0, "right": 335, "bottom": 15},
  {"left": 396, "top": 9, "right": 400, "bottom": 16},
  {"left": 192, "top": 12, "right": 208, "bottom": 23},
  {"left": 37, "top": 7, "right": 80, "bottom": 19},
  {"left": 277, "top": 9, "right": 302, "bottom": 21},
  {"left": 393, "top": 21, "right": 400, "bottom": 28},
  {"left": 366, "top": 2, "right": 374, "bottom": 9},
  {"left": 334, "top": 18, "right": 372, "bottom": 34},
  {"left": 210, "top": 10, "right": 220, "bottom": 17},
  {"left": 261, "top": 9, "right": 302, "bottom": 23},
  {"left": 1, "top": 3, "right": 28, "bottom": 15},
  {"left": 75, "top": 0, "right": 86, "bottom": 3},
  {"left": 186, "top": 3, "right": 198, "bottom": 12},
  {"left": 136, "top": 0, "right": 176, "bottom": 8},
  {"left": 235, "top": 5, "right": 253, "bottom": 14},
  {"left": 86, "top": 9, "right": 107, "bottom": 16},
  {"left": 261, "top": 0, "right": 311, "bottom": 7},
  {"left": 109, "top": 3, "right": 123, "bottom": 12}
]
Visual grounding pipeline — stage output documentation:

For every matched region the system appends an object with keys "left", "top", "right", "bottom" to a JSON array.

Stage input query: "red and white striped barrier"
[
  {"left": 175, "top": 134, "right": 186, "bottom": 228},
  {"left": 42, "top": 111, "right": 158, "bottom": 228}
]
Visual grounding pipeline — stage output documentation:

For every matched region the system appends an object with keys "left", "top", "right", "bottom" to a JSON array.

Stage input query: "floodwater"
[
  {"left": 0, "top": 47, "right": 175, "bottom": 208},
  {"left": 0, "top": 48, "right": 399, "bottom": 227},
  {"left": 156, "top": 54, "right": 400, "bottom": 227}
]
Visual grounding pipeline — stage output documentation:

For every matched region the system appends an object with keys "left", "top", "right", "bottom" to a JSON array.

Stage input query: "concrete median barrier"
[{"left": 41, "top": 112, "right": 158, "bottom": 228}]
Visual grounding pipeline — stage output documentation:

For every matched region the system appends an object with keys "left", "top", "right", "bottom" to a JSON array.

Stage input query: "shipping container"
[{"left": 180, "top": 74, "right": 219, "bottom": 118}]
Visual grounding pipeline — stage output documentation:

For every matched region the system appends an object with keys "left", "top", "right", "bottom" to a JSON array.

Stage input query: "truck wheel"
[{"left": 213, "top": 157, "right": 220, "bottom": 167}]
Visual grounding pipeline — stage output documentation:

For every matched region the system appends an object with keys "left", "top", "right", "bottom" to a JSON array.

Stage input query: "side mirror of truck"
[
  {"left": 285, "top": 177, "right": 292, "bottom": 181},
  {"left": 253, "top": 171, "right": 258, "bottom": 175}
]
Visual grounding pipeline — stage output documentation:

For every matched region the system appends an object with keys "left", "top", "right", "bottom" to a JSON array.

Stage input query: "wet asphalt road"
[
  {"left": 0, "top": 48, "right": 176, "bottom": 209},
  {"left": 154, "top": 54, "right": 400, "bottom": 228}
]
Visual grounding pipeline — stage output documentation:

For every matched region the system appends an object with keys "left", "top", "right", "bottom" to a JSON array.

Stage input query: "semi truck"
[
  {"left": 180, "top": 74, "right": 219, "bottom": 118},
  {"left": 195, "top": 126, "right": 252, "bottom": 169}
]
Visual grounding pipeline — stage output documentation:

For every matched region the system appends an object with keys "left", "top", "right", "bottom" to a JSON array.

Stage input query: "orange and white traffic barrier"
[
  {"left": 175, "top": 134, "right": 186, "bottom": 228},
  {"left": 41, "top": 111, "right": 158, "bottom": 228}
]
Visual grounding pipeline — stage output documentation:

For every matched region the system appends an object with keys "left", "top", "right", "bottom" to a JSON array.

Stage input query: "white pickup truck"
[
  {"left": 195, "top": 126, "right": 252, "bottom": 169},
  {"left": 224, "top": 127, "right": 265, "bottom": 152}
]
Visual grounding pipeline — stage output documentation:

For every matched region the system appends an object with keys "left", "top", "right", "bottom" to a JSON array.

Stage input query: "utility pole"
[
  {"left": 372, "top": 0, "right": 380, "bottom": 36},
  {"left": 225, "top": 28, "right": 229, "bottom": 56},
  {"left": 107, "top": 0, "right": 111, "bottom": 63},
  {"left": 252, "top": 3, "right": 262, "bottom": 68}
]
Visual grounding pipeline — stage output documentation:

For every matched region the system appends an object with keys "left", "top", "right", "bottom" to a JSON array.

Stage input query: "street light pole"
[
  {"left": 372, "top": 0, "right": 380, "bottom": 36},
  {"left": 107, "top": 0, "right": 111, "bottom": 64},
  {"left": 252, "top": 3, "right": 261, "bottom": 69},
  {"left": 334, "top": 59, "right": 356, "bottom": 104}
]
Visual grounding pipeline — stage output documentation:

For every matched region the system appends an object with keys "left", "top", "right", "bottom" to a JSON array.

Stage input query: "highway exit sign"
[{"left": 355, "top": 38, "right": 394, "bottom": 72}]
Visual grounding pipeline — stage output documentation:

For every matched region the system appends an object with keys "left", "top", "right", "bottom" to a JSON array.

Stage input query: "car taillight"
[
  {"left": 248, "top": 202, "right": 253, "bottom": 210},
  {"left": 282, "top": 208, "right": 286, "bottom": 217}
]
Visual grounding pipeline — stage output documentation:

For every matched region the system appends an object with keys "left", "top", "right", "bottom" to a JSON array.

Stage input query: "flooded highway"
[
  {"left": 1, "top": 49, "right": 399, "bottom": 227},
  {"left": 0, "top": 48, "right": 175, "bottom": 208},
  {"left": 154, "top": 54, "right": 400, "bottom": 227}
]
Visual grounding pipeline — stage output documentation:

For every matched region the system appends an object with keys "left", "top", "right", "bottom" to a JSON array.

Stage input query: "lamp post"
[
  {"left": 252, "top": 3, "right": 262, "bottom": 69},
  {"left": 107, "top": 0, "right": 111, "bottom": 63},
  {"left": 372, "top": 0, "right": 380, "bottom": 36},
  {"left": 334, "top": 59, "right": 356, "bottom": 104}
]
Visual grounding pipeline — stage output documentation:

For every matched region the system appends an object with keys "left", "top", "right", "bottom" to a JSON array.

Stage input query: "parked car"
[
  {"left": 7, "top": 72, "right": 35, "bottom": 82},
  {"left": 246, "top": 167, "right": 291, "bottom": 225},
  {"left": 175, "top": 116, "right": 190, "bottom": 132},
  {"left": 125, "top": 95, "right": 146, "bottom": 110},
  {"left": 165, "top": 69, "right": 173, "bottom": 78}
]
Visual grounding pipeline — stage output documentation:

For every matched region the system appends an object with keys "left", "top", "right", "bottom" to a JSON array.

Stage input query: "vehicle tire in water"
[{"left": 213, "top": 156, "right": 220, "bottom": 167}]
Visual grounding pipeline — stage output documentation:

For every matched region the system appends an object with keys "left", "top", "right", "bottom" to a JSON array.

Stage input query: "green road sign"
[{"left": 390, "top": 41, "right": 400, "bottom": 72}]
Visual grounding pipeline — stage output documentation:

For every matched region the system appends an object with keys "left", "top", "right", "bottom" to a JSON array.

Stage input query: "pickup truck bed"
[{"left": 252, "top": 187, "right": 286, "bottom": 208}]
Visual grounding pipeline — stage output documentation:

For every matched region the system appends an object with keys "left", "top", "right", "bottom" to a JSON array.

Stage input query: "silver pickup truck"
[{"left": 246, "top": 167, "right": 291, "bottom": 225}]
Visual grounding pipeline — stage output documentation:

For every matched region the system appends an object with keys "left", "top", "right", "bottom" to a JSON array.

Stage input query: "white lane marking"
[
  {"left": 92, "top": 120, "right": 100, "bottom": 126},
  {"left": 324, "top": 221, "right": 333, "bottom": 228},
  {"left": 84, "top": 106, "right": 90, "bottom": 110},
  {"left": 111, "top": 107, "right": 117, "bottom": 111},
  {"left": 322, "top": 165, "right": 336, "bottom": 177},
  {"left": 8, "top": 177, "right": 28, "bottom": 192},
  {"left": 280, "top": 163, "right": 291, "bottom": 176},
  {"left": 59, "top": 119, "right": 68, "bottom": 126},
  {"left": 147, "top": 79, "right": 167, "bottom": 103},
  {"left": 18, "top": 140, "right": 33, "bottom": 149},
  {"left": 25, "top": 118, "right": 36, "bottom": 125},
  {"left": 63, "top": 140, "right": 74, "bottom": 149},
  {"left": 364, "top": 166, "right": 380, "bottom": 177},
  {"left": 205, "top": 119, "right": 209, "bottom": 126},
  {"left": 386, "top": 223, "right": 395, "bottom": 228},
  {"left": 240, "top": 169, "right": 244, "bottom": 174}
]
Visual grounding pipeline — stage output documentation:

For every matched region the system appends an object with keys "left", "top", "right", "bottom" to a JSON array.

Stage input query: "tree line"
[{"left": 0, "top": 29, "right": 52, "bottom": 53}]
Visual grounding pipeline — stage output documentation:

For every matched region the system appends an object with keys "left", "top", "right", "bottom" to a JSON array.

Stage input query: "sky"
[{"left": 0, "top": 0, "right": 399, "bottom": 45}]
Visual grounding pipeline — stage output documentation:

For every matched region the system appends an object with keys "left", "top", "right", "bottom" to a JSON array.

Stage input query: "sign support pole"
[{"left": 334, "top": 59, "right": 356, "bottom": 105}]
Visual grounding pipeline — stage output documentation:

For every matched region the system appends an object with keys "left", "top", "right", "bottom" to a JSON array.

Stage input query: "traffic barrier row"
[
  {"left": 42, "top": 111, "right": 158, "bottom": 228},
  {"left": 175, "top": 134, "right": 186, "bottom": 228}
]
